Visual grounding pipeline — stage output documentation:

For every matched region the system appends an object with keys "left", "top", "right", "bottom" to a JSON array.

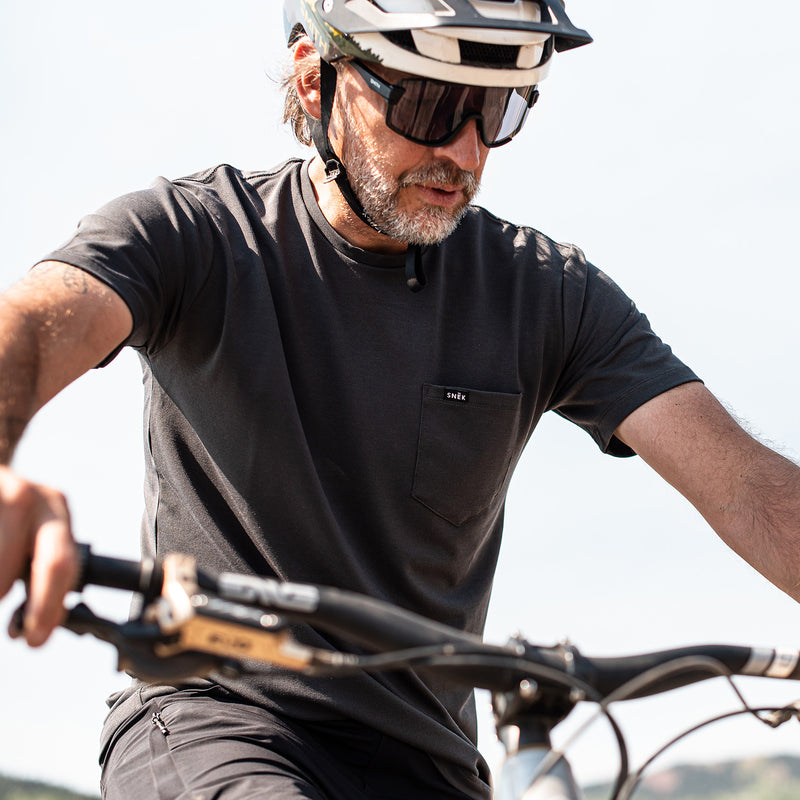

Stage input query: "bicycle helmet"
[
  {"left": 283, "top": 0, "right": 592, "bottom": 87},
  {"left": 282, "top": 1, "right": 592, "bottom": 288}
]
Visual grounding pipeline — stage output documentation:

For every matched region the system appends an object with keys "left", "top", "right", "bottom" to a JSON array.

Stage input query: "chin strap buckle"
[{"left": 323, "top": 159, "right": 341, "bottom": 184}]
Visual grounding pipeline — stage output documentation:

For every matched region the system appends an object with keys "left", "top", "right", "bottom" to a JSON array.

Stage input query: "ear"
[{"left": 293, "top": 39, "right": 322, "bottom": 120}]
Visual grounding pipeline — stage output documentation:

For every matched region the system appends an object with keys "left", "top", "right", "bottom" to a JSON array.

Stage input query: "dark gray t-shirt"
[{"left": 45, "top": 158, "right": 697, "bottom": 795}]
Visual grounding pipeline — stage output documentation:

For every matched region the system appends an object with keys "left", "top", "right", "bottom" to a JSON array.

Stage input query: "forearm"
[
  {"left": 0, "top": 262, "right": 132, "bottom": 644},
  {"left": 709, "top": 443, "right": 800, "bottom": 601},
  {"left": 0, "top": 262, "right": 133, "bottom": 463},
  {"left": 617, "top": 382, "right": 800, "bottom": 603},
  {"left": 0, "top": 301, "right": 42, "bottom": 463},
  {"left": 0, "top": 416, "right": 30, "bottom": 466}
]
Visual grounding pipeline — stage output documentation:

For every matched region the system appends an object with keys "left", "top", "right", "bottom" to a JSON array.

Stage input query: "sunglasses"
[{"left": 348, "top": 60, "right": 539, "bottom": 149}]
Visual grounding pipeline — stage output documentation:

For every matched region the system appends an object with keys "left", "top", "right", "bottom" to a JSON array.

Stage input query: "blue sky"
[{"left": 1, "top": 1, "right": 799, "bottom": 793}]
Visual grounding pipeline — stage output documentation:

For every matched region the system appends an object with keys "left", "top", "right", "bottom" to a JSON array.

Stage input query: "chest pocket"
[{"left": 412, "top": 384, "right": 523, "bottom": 526}]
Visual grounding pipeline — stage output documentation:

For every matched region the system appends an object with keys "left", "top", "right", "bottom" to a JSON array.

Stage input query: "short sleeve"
[
  {"left": 40, "top": 177, "right": 216, "bottom": 360},
  {"left": 550, "top": 248, "right": 700, "bottom": 456}
]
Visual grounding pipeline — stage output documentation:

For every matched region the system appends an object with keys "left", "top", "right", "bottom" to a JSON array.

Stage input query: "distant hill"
[
  {"left": 4, "top": 756, "right": 800, "bottom": 799},
  {"left": 0, "top": 774, "right": 97, "bottom": 800},
  {"left": 583, "top": 754, "right": 800, "bottom": 800}
]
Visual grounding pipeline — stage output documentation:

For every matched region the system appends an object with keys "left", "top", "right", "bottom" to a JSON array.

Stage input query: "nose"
[{"left": 431, "top": 119, "right": 483, "bottom": 172}]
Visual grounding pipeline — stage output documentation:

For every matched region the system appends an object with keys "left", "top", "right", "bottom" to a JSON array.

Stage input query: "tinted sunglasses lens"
[
  {"left": 489, "top": 86, "right": 534, "bottom": 144},
  {"left": 387, "top": 81, "right": 533, "bottom": 146}
]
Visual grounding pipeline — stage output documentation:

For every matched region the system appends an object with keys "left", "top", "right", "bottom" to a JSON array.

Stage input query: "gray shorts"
[{"left": 100, "top": 686, "right": 488, "bottom": 800}]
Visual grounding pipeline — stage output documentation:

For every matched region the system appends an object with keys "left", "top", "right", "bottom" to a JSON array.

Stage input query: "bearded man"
[{"left": 2, "top": 3, "right": 800, "bottom": 799}]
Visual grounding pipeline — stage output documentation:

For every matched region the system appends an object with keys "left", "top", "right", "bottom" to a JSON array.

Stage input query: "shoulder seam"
[
  {"left": 174, "top": 159, "right": 304, "bottom": 186},
  {"left": 470, "top": 204, "right": 552, "bottom": 243}
]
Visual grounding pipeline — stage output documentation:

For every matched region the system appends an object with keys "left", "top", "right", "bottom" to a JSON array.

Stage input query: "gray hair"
[{"left": 281, "top": 39, "right": 322, "bottom": 147}]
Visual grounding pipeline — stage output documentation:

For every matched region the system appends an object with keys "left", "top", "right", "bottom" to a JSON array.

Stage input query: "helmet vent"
[
  {"left": 383, "top": 29, "right": 417, "bottom": 52},
  {"left": 458, "top": 39, "right": 519, "bottom": 67},
  {"left": 383, "top": 29, "right": 520, "bottom": 69}
]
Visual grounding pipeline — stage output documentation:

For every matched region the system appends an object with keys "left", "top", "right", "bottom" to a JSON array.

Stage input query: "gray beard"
[{"left": 340, "top": 120, "right": 480, "bottom": 246}]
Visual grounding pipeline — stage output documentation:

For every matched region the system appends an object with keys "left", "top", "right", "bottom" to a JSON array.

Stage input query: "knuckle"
[
  {"left": 46, "top": 544, "right": 74, "bottom": 574},
  {"left": 53, "top": 546, "right": 78, "bottom": 582},
  {"left": 0, "top": 474, "right": 35, "bottom": 507},
  {"left": 0, "top": 469, "right": 75, "bottom": 612}
]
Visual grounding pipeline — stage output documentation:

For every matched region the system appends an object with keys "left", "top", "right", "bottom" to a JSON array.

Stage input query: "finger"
[
  {"left": 0, "top": 467, "right": 37, "bottom": 599},
  {"left": 23, "top": 489, "right": 77, "bottom": 647}
]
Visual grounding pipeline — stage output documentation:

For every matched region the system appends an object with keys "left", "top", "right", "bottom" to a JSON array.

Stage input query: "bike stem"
[{"left": 492, "top": 681, "right": 585, "bottom": 799}]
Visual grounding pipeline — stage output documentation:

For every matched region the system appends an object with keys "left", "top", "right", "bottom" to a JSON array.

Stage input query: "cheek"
[
  {"left": 334, "top": 80, "right": 430, "bottom": 169},
  {"left": 331, "top": 79, "right": 382, "bottom": 145}
]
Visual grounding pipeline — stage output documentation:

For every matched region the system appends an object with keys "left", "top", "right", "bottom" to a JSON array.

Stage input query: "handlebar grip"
[
  {"left": 583, "top": 644, "right": 800, "bottom": 698},
  {"left": 75, "top": 543, "right": 163, "bottom": 596}
]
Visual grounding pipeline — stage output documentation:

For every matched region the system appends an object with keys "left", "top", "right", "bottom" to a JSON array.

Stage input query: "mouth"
[{"left": 413, "top": 183, "right": 463, "bottom": 208}]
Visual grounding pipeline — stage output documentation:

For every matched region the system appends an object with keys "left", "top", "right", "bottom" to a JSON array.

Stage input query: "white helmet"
[{"left": 283, "top": 0, "right": 592, "bottom": 88}]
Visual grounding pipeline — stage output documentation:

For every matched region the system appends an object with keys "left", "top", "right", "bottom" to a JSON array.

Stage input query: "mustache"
[{"left": 398, "top": 162, "right": 479, "bottom": 199}]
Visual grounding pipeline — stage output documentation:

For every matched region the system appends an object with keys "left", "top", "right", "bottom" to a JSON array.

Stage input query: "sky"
[{"left": 1, "top": 0, "right": 799, "bottom": 795}]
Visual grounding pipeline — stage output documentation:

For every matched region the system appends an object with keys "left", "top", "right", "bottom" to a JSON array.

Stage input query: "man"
[{"left": 1, "top": 1, "right": 799, "bottom": 799}]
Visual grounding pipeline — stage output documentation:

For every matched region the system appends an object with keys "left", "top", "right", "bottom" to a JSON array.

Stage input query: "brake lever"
[
  {"left": 58, "top": 552, "right": 315, "bottom": 681},
  {"left": 9, "top": 550, "right": 316, "bottom": 682},
  {"left": 63, "top": 602, "right": 239, "bottom": 683}
]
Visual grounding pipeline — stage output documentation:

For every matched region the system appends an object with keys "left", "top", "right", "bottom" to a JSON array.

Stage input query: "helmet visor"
[{"left": 350, "top": 60, "right": 539, "bottom": 148}]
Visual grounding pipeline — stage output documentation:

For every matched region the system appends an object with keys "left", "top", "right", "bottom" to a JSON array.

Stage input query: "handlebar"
[
  {"left": 68, "top": 544, "right": 800, "bottom": 698},
  {"left": 22, "top": 543, "right": 799, "bottom": 800}
]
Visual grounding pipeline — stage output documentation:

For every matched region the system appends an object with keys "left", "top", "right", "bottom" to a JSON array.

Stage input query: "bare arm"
[
  {"left": 616, "top": 381, "right": 800, "bottom": 602},
  {"left": 0, "top": 261, "right": 132, "bottom": 644}
]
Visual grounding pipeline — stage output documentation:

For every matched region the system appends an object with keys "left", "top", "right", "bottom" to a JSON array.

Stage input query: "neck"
[{"left": 307, "top": 156, "right": 408, "bottom": 255}]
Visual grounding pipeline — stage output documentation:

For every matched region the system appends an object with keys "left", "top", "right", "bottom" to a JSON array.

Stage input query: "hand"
[{"left": 0, "top": 465, "right": 78, "bottom": 646}]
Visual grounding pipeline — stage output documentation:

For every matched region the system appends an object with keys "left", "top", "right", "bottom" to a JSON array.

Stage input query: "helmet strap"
[
  {"left": 307, "top": 59, "right": 426, "bottom": 292},
  {"left": 404, "top": 243, "right": 426, "bottom": 293},
  {"left": 309, "top": 60, "right": 389, "bottom": 237}
]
